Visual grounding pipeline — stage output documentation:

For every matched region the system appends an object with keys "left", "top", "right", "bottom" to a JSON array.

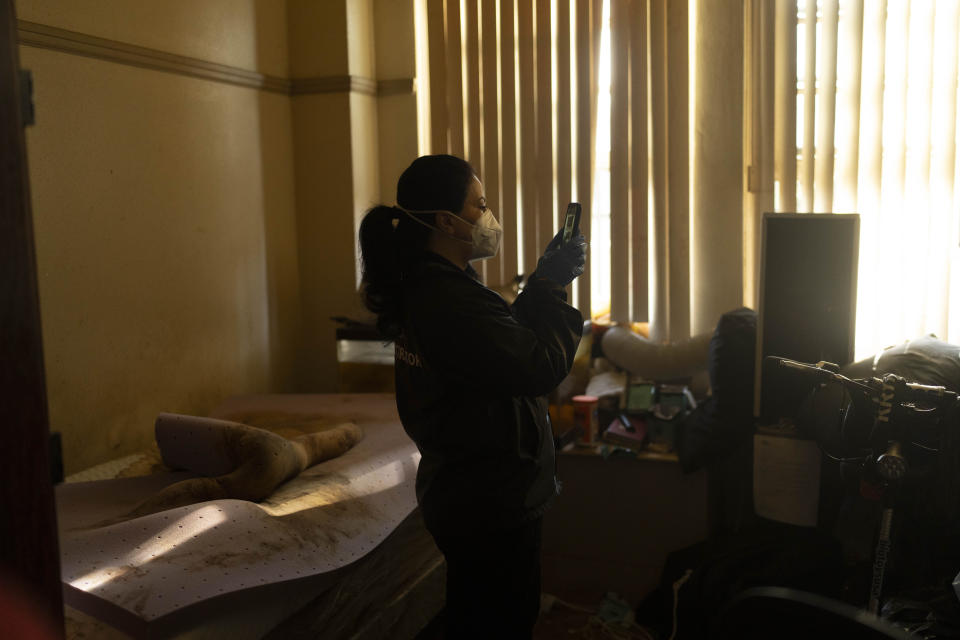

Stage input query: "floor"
[
  {"left": 414, "top": 590, "right": 657, "bottom": 640},
  {"left": 413, "top": 608, "right": 608, "bottom": 640}
]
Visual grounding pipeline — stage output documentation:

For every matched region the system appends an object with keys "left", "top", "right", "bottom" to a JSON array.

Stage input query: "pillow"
[{"left": 117, "top": 414, "right": 363, "bottom": 522}]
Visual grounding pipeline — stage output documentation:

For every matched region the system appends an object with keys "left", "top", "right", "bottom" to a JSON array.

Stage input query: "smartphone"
[{"left": 562, "top": 202, "right": 582, "bottom": 244}]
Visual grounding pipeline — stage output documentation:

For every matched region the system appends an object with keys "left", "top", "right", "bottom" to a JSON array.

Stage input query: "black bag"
[{"left": 675, "top": 307, "right": 757, "bottom": 474}]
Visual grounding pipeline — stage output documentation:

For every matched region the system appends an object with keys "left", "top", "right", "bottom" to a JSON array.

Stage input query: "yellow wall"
[
  {"left": 286, "top": 0, "right": 417, "bottom": 391},
  {"left": 17, "top": 0, "right": 302, "bottom": 474},
  {"left": 16, "top": 0, "right": 419, "bottom": 473},
  {"left": 289, "top": 90, "right": 364, "bottom": 390},
  {"left": 288, "top": 0, "right": 370, "bottom": 392},
  {"left": 374, "top": 0, "right": 419, "bottom": 204}
]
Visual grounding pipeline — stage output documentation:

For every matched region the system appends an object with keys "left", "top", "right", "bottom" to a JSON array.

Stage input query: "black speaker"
[{"left": 754, "top": 213, "right": 860, "bottom": 424}]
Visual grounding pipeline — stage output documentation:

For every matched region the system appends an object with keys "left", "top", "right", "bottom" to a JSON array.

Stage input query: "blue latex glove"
[{"left": 533, "top": 231, "right": 587, "bottom": 287}]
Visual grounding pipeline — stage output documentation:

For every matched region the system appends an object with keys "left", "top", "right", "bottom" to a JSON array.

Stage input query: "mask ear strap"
[
  {"left": 397, "top": 205, "right": 475, "bottom": 227},
  {"left": 396, "top": 205, "right": 473, "bottom": 245},
  {"left": 396, "top": 205, "right": 435, "bottom": 232}
]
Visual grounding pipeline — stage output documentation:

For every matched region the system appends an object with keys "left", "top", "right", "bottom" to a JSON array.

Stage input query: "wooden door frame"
[{"left": 0, "top": 0, "right": 64, "bottom": 632}]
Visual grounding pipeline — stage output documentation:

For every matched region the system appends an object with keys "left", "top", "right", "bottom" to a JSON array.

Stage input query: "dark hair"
[{"left": 359, "top": 155, "right": 475, "bottom": 338}]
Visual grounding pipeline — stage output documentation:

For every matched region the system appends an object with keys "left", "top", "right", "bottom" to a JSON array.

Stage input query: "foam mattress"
[{"left": 57, "top": 393, "right": 425, "bottom": 638}]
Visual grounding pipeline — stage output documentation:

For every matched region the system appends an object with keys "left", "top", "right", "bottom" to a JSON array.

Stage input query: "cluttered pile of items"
[
  {"left": 549, "top": 308, "right": 758, "bottom": 474},
  {"left": 559, "top": 380, "right": 697, "bottom": 458}
]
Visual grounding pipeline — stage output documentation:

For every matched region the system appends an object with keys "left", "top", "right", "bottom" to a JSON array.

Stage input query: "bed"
[{"left": 58, "top": 393, "right": 444, "bottom": 639}]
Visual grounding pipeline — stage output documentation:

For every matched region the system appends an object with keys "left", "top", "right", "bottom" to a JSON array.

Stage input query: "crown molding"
[
  {"left": 16, "top": 20, "right": 415, "bottom": 98},
  {"left": 17, "top": 20, "right": 290, "bottom": 93},
  {"left": 290, "top": 75, "right": 376, "bottom": 96},
  {"left": 377, "top": 77, "right": 415, "bottom": 96}
]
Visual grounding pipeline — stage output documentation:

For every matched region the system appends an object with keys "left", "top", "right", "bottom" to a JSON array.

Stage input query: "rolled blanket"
[{"left": 124, "top": 414, "right": 363, "bottom": 519}]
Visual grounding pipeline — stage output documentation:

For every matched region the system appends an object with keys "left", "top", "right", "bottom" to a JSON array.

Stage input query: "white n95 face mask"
[
  {"left": 464, "top": 209, "right": 502, "bottom": 260},
  {"left": 398, "top": 206, "right": 502, "bottom": 261}
]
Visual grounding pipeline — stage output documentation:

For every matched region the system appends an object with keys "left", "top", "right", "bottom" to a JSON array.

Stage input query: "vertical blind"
[
  {"left": 422, "top": 0, "right": 601, "bottom": 317},
  {"left": 755, "top": 0, "right": 960, "bottom": 357},
  {"left": 419, "top": 0, "right": 691, "bottom": 340}
]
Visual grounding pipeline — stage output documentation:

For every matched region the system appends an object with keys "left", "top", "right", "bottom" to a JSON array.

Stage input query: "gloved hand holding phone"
[{"left": 533, "top": 205, "right": 587, "bottom": 287}]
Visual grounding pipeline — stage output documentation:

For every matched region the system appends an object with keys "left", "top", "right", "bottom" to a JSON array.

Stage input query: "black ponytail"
[
  {"left": 359, "top": 155, "right": 475, "bottom": 340},
  {"left": 359, "top": 206, "right": 430, "bottom": 338}
]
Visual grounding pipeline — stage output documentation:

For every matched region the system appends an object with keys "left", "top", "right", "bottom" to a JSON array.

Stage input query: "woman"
[{"left": 358, "top": 155, "right": 587, "bottom": 638}]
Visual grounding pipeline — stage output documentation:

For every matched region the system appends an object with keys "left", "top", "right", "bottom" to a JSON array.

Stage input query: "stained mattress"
[{"left": 57, "top": 393, "right": 431, "bottom": 638}]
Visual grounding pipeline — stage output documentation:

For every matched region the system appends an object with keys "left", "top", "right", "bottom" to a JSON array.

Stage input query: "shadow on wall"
[
  {"left": 252, "top": 2, "right": 305, "bottom": 393},
  {"left": 257, "top": 1, "right": 380, "bottom": 394}
]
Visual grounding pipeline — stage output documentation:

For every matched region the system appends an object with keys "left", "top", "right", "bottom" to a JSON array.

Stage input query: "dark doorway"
[{"left": 0, "top": 0, "right": 64, "bottom": 634}]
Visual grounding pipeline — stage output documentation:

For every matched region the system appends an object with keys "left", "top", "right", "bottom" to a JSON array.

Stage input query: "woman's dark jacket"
[{"left": 394, "top": 252, "right": 583, "bottom": 538}]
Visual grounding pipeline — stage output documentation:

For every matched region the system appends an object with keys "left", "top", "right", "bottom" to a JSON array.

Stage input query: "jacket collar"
[{"left": 421, "top": 251, "right": 482, "bottom": 282}]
